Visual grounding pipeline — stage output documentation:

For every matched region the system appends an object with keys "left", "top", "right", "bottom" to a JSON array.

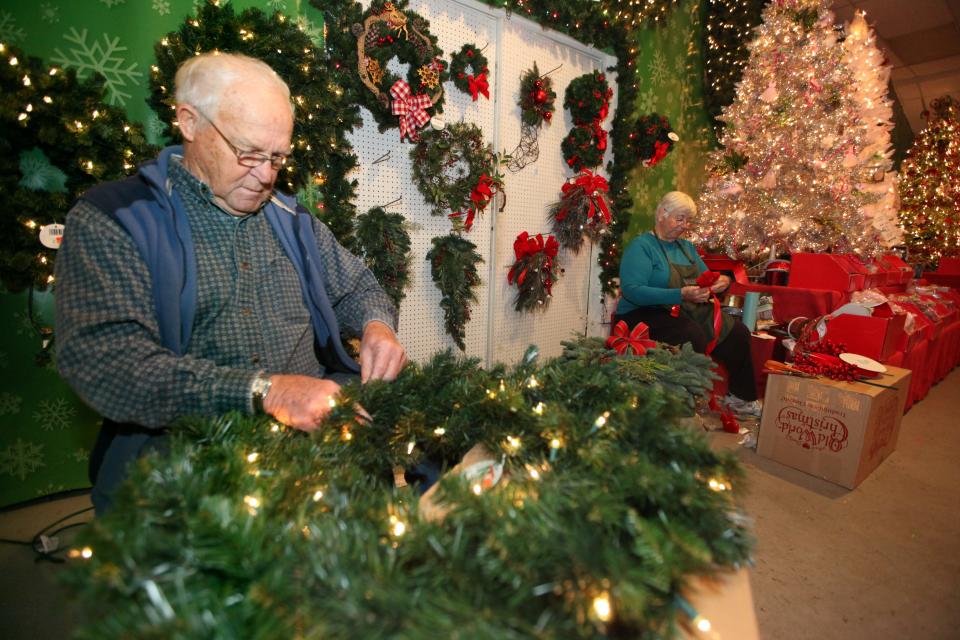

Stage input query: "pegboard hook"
[
  {"left": 381, "top": 195, "right": 402, "bottom": 209},
  {"left": 540, "top": 63, "right": 562, "bottom": 78},
  {"left": 479, "top": 42, "right": 490, "bottom": 53},
  {"left": 372, "top": 150, "right": 392, "bottom": 165}
]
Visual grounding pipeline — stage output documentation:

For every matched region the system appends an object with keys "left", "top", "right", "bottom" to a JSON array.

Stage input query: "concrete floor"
[{"left": 1, "top": 369, "right": 958, "bottom": 639}]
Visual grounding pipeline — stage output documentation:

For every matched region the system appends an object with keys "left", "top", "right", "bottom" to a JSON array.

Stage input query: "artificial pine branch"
[
  {"left": 355, "top": 207, "right": 412, "bottom": 308},
  {"left": 426, "top": 235, "right": 484, "bottom": 350}
]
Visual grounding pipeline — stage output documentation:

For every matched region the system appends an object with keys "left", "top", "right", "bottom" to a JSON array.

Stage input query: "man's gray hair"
[
  {"left": 174, "top": 52, "right": 293, "bottom": 118},
  {"left": 655, "top": 191, "right": 696, "bottom": 221}
]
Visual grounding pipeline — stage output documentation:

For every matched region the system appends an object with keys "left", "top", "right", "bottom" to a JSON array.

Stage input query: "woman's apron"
[{"left": 653, "top": 232, "right": 734, "bottom": 349}]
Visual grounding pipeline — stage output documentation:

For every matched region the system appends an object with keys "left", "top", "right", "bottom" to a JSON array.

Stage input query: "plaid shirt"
[{"left": 55, "top": 158, "right": 396, "bottom": 428}]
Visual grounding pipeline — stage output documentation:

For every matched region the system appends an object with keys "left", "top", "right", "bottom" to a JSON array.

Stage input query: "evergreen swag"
[
  {"left": 64, "top": 338, "right": 746, "bottom": 639},
  {"left": 450, "top": 43, "right": 490, "bottom": 101},
  {"left": 347, "top": 0, "right": 447, "bottom": 133},
  {"left": 150, "top": 0, "right": 362, "bottom": 245},
  {"left": 0, "top": 44, "right": 154, "bottom": 292},
  {"left": 411, "top": 122, "right": 500, "bottom": 227},
  {"left": 354, "top": 207, "right": 412, "bottom": 308},
  {"left": 549, "top": 169, "right": 614, "bottom": 253},
  {"left": 426, "top": 234, "right": 483, "bottom": 350},
  {"left": 507, "top": 231, "right": 561, "bottom": 312}
]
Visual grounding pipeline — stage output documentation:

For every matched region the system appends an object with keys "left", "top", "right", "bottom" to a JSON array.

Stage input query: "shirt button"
[
  {"left": 240, "top": 261, "right": 251, "bottom": 271},
  {"left": 241, "top": 308, "right": 253, "bottom": 316},
  {"left": 251, "top": 355, "right": 261, "bottom": 364}
]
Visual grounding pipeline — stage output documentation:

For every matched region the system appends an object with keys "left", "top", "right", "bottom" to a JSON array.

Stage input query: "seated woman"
[{"left": 613, "top": 191, "right": 760, "bottom": 417}]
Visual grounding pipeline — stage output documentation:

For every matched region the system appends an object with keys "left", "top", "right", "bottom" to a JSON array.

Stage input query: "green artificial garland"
[
  {"left": 0, "top": 44, "right": 154, "bottom": 292},
  {"left": 349, "top": 0, "right": 447, "bottom": 134},
  {"left": 411, "top": 122, "right": 498, "bottom": 220},
  {"left": 426, "top": 234, "right": 483, "bottom": 350},
  {"left": 354, "top": 206, "right": 413, "bottom": 309},
  {"left": 149, "top": 0, "right": 362, "bottom": 246},
  {"left": 63, "top": 338, "right": 747, "bottom": 638},
  {"left": 449, "top": 43, "right": 490, "bottom": 101}
]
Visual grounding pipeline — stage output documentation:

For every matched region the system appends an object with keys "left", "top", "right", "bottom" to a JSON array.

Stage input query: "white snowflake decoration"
[
  {"left": 35, "top": 482, "right": 66, "bottom": 497},
  {"left": 0, "top": 11, "right": 26, "bottom": 43},
  {"left": 0, "top": 392, "right": 22, "bottom": 415},
  {"left": 51, "top": 28, "right": 143, "bottom": 106},
  {"left": 33, "top": 397, "right": 77, "bottom": 432},
  {"left": 71, "top": 447, "right": 90, "bottom": 463},
  {"left": 649, "top": 49, "right": 668, "bottom": 86},
  {"left": 0, "top": 439, "right": 45, "bottom": 480},
  {"left": 637, "top": 88, "right": 657, "bottom": 114},
  {"left": 40, "top": 3, "right": 60, "bottom": 24},
  {"left": 153, "top": 0, "right": 171, "bottom": 16},
  {"left": 144, "top": 112, "right": 168, "bottom": 146},
  {"left": 265, "top": 0, "right": 287, "bottom": 10},
  {"left": 99, "top": 0, "right": 126, "bottom": 7}
]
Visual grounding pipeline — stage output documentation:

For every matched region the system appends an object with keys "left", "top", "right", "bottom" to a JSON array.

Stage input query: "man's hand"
[
  {"left": 262, "top": 374, "right": 341, "bottom": 432},
  {"left": 359, "top": 321, "right": 407, "bottom": 383},
  {"left": 681, "top": 285, "right": 711, "bottom": 304},
  {"left": 710, "top": 274, "right": 731, "bottom": 294}
]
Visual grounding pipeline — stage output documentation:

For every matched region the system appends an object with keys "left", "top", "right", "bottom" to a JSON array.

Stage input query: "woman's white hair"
[
  {"left": 655, "top": 191, "right": 697, "bottom": 221},
  {"left": 174, "top": 52, "right": 293, "bottom": 118}
]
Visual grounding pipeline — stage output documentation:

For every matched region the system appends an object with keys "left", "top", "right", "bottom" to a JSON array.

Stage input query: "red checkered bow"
[
  {"left": 605, "top": 320, "right": 657, "bottom": 356},
  {"left": 390, "top": 80, "right": 431, "bottom": 142}
]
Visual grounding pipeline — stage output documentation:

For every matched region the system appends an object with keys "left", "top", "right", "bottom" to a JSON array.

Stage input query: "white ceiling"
[{"left": 831, "top": 0, "right": 960, "bottom": 133}]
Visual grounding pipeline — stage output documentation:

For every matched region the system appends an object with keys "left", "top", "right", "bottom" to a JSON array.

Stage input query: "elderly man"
[{"left": 55, "top": 53, "right": 406, "bottom": 513}]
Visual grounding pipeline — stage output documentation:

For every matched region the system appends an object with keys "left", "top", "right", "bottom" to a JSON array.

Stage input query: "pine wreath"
[
  {"left": 350, "top": 0, "right": 446, "bottom": 135},
  {"left": 0, "top": 44, "right": 154, "bottom": 292},
  {"left": 149, "top": 0, "right": 362, "bottom": 246},
  {"left": 411, "top": 122, "right": 498, "bottom": 223},
  {"left": 355, "top": 207, "right": 412, "bottom": 309},
  {"left": 449, "top": 44, "right": 490, "bottom": 101},
  {"left": 507, "top": 231, "right": 561, "bottom": 313},
  {"left": 563, "top": 69, "right": 612, "bottom": 125},
  {"left": 561, "top": 124, "right": 606, "bottom": 172},
  {"left": 548, "top": 169, "right": 614, "bottom": 253},
  {"left": 426, "top": 234, "right": 483, "bottom": 351},
  {"left": 630, "top": 113, "right": 679, "bottom": 168}
]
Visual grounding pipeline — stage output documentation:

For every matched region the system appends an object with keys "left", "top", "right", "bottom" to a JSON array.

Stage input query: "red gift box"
[
  {"left": 824, "top": 312, "right": 906, "bottom": 362},
  {"left": 877, "top": 254, "right": 913, "bottom": 286},
  {"left": 936, "top": 257, "right": 960, "bottom": 274},
  {"left": 789, "top": 253, "right": 868, "bottom": 292}
]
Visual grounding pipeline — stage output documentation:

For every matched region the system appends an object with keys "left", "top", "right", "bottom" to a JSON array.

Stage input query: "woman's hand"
[
  {"left": 710, "top": 274, "right": 731, "bottom": 294},
  {"left": 681, "top": 286, "right": 711, "bottom": 304}
]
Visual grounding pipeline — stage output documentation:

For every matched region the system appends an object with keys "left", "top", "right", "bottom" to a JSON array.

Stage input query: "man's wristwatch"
[{"left": 250, "top": 372, "right": 273, "bottom": 415}]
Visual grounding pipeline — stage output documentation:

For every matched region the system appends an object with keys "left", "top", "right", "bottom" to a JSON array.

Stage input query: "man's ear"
[{"left": 176, "top": 104, "right": 200, "bottom": 142}]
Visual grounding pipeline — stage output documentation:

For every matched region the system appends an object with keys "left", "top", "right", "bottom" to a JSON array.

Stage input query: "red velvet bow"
[
  {"left": 471, "top": 173, "right": 494, "bottom": 207},
  {"left": 467, "top": 72, "right": 489, "bottom": 101},
  {"left": 508, "top": 232, "right": 559, "bottom": 290},
  {"left": 592, "top": 119, "right": 608, "bottom": 151},
  {"left": 696, "top": 271, "right": 720, "bottom": 288},
  {"left": 605, "top": 320, "right": 657, "bottom": 356},
  {"left": 644, "top": 140, "right": 670, "bottom": 168},
  {"left": 390, "top": 80, "right": 431, "bottom": 142},
  {"left": 560, "top": 169, "right": 611, "bottom": 224}
]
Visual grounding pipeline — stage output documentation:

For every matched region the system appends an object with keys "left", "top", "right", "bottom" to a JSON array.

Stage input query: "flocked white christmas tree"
[
  {"left": 842, "top": 10, "right": 903, "bottom": 249},
  {"left": 695, "top": 0, "right": 881, "bottom": 260}
]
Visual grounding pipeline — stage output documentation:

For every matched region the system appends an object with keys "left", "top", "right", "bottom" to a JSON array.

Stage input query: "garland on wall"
[
  {"left": 426, "top": 234, "right": 484, "bottom": 350},
  {"left": 0, "top": 44, "right": 154, "bottom": 293},
  {"left": 64, "top": 337, "right": 745, "bottom": 638},
  {"left": 354, "top": 207, "right": 413, "bottom": 309},
  {"left": 507, "top": 231, "right": 561, "bottom": 312},
  {"left": 149, "top": 0, "right": 362, "bottom": 246}
]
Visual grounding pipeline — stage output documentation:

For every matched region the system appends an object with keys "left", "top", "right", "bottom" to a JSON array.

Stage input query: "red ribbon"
[
  {"left": 605, "top": 320, "right": 657, "bottom": 356},
  {"left": 390, "top": 80, "right": 431, "bottom": 142},
  {"left": 449, "top": 174, "right": 496, "bottom": 232},
  {"left": 559, "top": 169, "right": 611, "bottom": 224},
  {"left": 705, "top": 295, "right": 723, "bottom": 355},
  {"left": 643, "top": 140, "right": 670, "bottom": 168},
  {"left": 467, "top": 72, "right": 489, "bottom": 101},
  {"left": 695, "top": 270, "right": 720, "bottom": 288},
  {"left": 592, "top": 119, "right": 607, "bottom": 151},
  {"left": 508, "top": 232, "right": 559, "bottom": 292}
]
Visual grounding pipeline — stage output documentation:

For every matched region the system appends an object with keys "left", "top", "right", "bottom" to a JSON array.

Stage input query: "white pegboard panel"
[{"left": 345, "top": 0, "right": 615, "bottom": 367}]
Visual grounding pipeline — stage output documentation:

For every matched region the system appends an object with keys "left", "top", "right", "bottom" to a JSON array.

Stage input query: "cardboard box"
[
  {"left": 757, "top": 366, "right": 912, "bottom": 489},
  {"left": 825, "top": 313, "right": 906, "bottom": 361}
]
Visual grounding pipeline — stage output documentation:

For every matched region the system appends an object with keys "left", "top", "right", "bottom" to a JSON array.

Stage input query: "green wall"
[{"left": 0, "top": 0, "right": 716, "bottom": 506}]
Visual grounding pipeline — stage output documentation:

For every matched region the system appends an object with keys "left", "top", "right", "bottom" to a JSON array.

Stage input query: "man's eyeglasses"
[{"left": 194, "top": 107, "right": 289, "bottom": 171}]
